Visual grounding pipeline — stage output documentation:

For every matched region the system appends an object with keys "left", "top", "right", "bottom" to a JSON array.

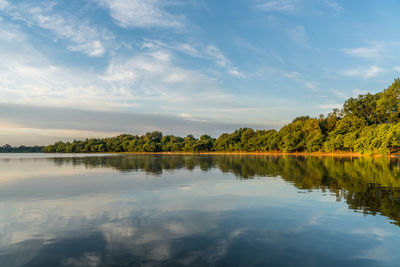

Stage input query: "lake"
[{"left": 1, "top": 153, "right": 400, "bottom": 266}]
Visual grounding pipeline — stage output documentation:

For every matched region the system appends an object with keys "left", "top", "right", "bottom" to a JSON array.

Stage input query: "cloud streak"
[
  {"left": 342, "top": 66, "right": 385, "bottom": 78},
  {"left": 141, "top": 40, "right": 245, "bottom": 78},
  {"left": 342, "top": 47, "right": 380, "bottom": 59},
  {"left": 0, "top": 22, "right": 244, "bottom": 118},
  {"left": 0, "top": 103, "right": 277, "bottom": 145},
  {"left": 2, "top": 2, "right": 115, "bottom": 57},
  {"left": 0, "top": 0, "right": 8, "bottom": 10},
  {"left": 282, "top": 71, "right": 320, "bottom": 91},
  {"left": 285, "top": 25, "right": 310, "bottom": 48},
  {"left": 255, "top": 0, "right": 298, "bottom": 13},
  {"left": 95, "top": 0, "right": 184, "bottom": 28}
]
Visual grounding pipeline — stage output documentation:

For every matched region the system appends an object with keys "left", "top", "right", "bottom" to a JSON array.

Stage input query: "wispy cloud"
[
  {"left": 329, "top": 88, "right": 370, "bottom": 100},
  {"left": 100, "top": 50, "right": 238, "bottom": 108},
  {"left": 342, "top": 47, "right": 381, "bottom": 59},
  {"left": 329, "top": 88, "right": 348, "bottom": 99},
  {"left": 0, "top": 103, "right": 277, "bottom": 145},
  {"left": 0, "top": 24, "right": 241, "bottom": 120},
  {"left": 3, "top": 2, "right": 114, "bottom": 57},
  {"left": 0, "top": 0, "right": 8, "bottom": 10},
  {"left": 285, "top": 25, "right": 309, "bottom": 48},
  {"left": 95, "top": 0, "right": 184, "bottom": 28},
  {"left": 342, "top": 66, "right": 385, "bottom": 78},
  {"left": 205, "top": 45, "right": 246, "bottom": 77},
  {"left": 342, "top": 42, "right": 385, "bottom": 59},
  {"left": 282, "top": 71, "right": 320, "bottom": 91},
  {"left": 228, "top": 69, "right": 246, "bottom": 78},
  {"left": 341, "top": 41, "right": 400, "bottom": 60},
  {"left": 323, "top": 0, "right": 342, "bottom": 12},
  {"left": 316, "top": 103, "right": 342, "bottom": 110},
  {"left": 255, "top": 0, "right": 298, "bottom": 13},
  {"left": 141, "top": 39, "right": 201, "bottom": 58},
  {"left": 141, "top": 40, "right": 245, "bottom": 78},
  {"left": 205, "top": 45, "right": 229, "bottom": 67}
]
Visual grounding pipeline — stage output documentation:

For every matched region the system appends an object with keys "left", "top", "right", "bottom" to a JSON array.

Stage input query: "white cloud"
[
  {"left": 285, "top": 25, "right": 309, "bottom": 48},
  {"left": 68, "top": 40, "right": 106, "bottom": 57},
  {"left": 0, "top": 24, "right": 247, "bottom": 123},
  {"left": 205, "top": 44, "right": 245, "bottom": 78},
  {"left": 323, "top": 0, "right": 342, "bottom": 12},
  {"left": 176, "top": 43, "right": 200, "bottom": 57},
  {"left": 5, "top": 2, "right": 114, "bottom": 57},
  {"left": 141, "top": 39, "right": 201, "bottom": 58},
  {"left": 394, "top": 66, "right": 400, "bottom": 72},
  {"left": 342, "top": 66, "right": 385, "bottom": 78},
  {"left": 352, "top": 89, "right": 368, "bottom": 96},
  {"left": 0, "top": 25, "right": 282, "bottom": 132},
  {"left": 0, "top": 0, "right": 8, "bottom": 10},
  {"left": 95, "top": 0, "right": 183, "bottom": 28},
  {"left": 316, "top": 103, "right": 342, "bottom": 110},
  {"left": 304, "top": 81, "right": 319, "bottom": 90},
  {"left": 150, "top": 50, "right": 170, "bottom": 62},
  {"left": 101, "top": 66, "right": 137, "bottom": 82},
  {"left": 141, "top": 40, "right": 244, "bottom": 78},
  {"left": 256, "top": 0, "right": 342, "bottom": 14},
  {"left": 205, "top": 45, "right": 228, "bottom": 67},
  {"left": 255, "top": 0, "right": 298, "bottom": 12},
  {"left": 0, "top": 104, "right": 276, "bottom": 145},
  {"left": 0, "top": 24, "right": 127, "bottom": 108},
  {"left": 341, "top": 41, "right": 400, "bottom": 60},
  {"left": 330, "top": 88, "right": 348, "bottom": 99},
  {"left": 228, "top": 69, "right": 246, "bottom": 78},
  {"left": 342, "top": 47, "right": 381, "bottom": 59},
  {"left": 282, "top": 71, "right": 320, "bottom": 91},
  {"left": 163, "top": 72, "right": 188, "bottom": 83},
  {"left": 100, "top": 51, "right": 234, "bottom": 108}
]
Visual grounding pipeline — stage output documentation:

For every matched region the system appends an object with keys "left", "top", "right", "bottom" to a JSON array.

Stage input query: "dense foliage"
[
  {"left": 39, "top": 79, "right": 400, "bottom": 154},
  {"left": 0, "top": 144, "right": 44, "bottom": 153}
]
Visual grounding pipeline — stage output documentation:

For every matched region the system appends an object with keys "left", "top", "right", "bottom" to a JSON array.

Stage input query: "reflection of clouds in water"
[
  {"left": 98, "top": 212, "right": 224, "bottom": 261},
  {"left": 351, "top": 227, "right": 393, "bottom": 240},
  {"left": 351, "top": 246, "right": 394, "bottom": 263},
  {"left": 62, "top": 252, "right": 102, "bottom": 267},
  {"left": 0, "top": 190, "right": 245, "bottom": 265},
  {"left": 0, "top": 157, "right": 115, "bottom": 182},
  {"left": 0, "top": 240, "right": 44, "bottom": 267},
  {"left": 2, "top": 155, "right": 400, "bottom": 266},
  {"left": 0, "top": 194, "right": 128, "bottom": 245},
  {"left": 1, "top": 198, "right": 399, "bottom": 266}
]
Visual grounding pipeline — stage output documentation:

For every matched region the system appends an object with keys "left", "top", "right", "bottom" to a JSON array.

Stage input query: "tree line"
[
  {"left": 16, "top": 79, "right": 400, "bottom": 154},
  {"left": 0, "top": 144, "right": 44, "bottom": 153}
]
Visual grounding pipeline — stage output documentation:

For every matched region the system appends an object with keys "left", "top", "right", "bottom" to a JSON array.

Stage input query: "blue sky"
[{"left": 0, "top": 0, "right": 400, "bottom": 145}]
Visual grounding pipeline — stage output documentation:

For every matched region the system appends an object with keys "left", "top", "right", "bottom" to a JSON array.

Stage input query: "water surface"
[{"left": 1, "top": 153, "right": 400, "bottom": 266}]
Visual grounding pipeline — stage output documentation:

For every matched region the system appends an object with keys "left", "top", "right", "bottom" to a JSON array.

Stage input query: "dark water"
[{"left": 1, "top": 154, "right": 400, "bottom": 267}]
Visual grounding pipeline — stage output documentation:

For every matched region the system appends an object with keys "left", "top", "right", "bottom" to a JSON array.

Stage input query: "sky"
[{"left": 1, "top": 0, "right": 400, "bottom": 145}]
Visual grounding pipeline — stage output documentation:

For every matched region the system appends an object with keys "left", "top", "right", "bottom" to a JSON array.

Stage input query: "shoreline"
[{"left": 43, "top": 151, "right": 400, "bottom": 158}]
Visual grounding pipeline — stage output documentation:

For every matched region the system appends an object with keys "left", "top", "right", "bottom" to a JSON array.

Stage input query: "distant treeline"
[
  {"left": 39, "top": 79, "right": 400, "bottom": 154},
  {"left": 0, "top": 144, "right": 44, "bottom": 153}
]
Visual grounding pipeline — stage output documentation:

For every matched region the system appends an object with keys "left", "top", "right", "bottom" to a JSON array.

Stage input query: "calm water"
[{"left": 1, "top": 154, "right": 400, "bottom": 267}]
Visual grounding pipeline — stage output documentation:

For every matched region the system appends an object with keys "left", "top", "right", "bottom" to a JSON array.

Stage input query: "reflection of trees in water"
[
  {"left": 52, "top": 155, "right": 400, "bottom": 225},
  {"left": 51, "top": 155, "right": 216, "bottom": 175}
]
